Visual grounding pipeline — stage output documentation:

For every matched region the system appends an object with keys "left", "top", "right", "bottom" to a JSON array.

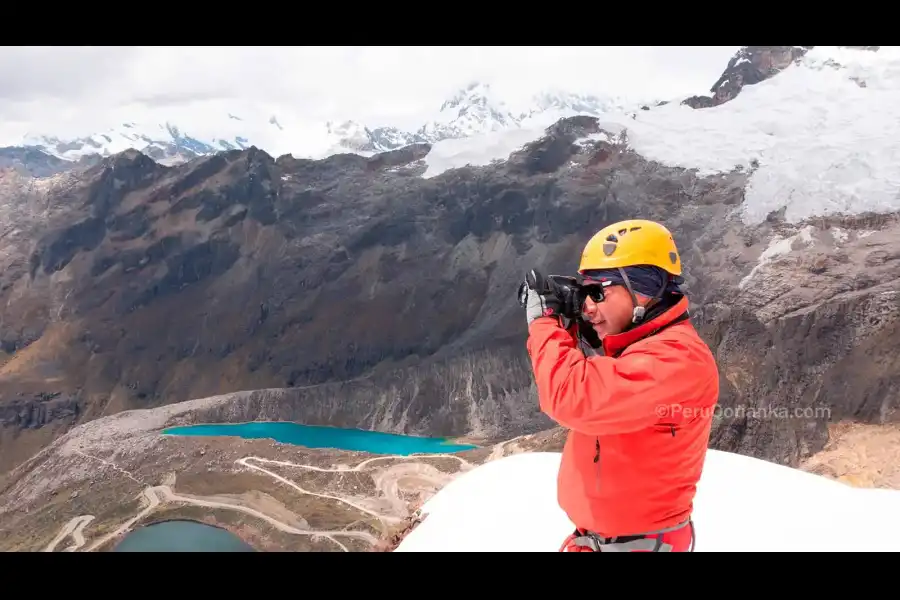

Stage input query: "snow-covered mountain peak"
[
  {"left": 529, "top": 89, "right": 640, "bottom": 116},
  {"left": 437, "top": 81, "right": 526, "bottom": 117},
  {"left": 419, "top": 81, "right": 644, "bottom": 141},
  {"left": 19, "top": 116, "right": 260, "bottom": 166},
  {"left": 326, "top": 119, "right": 374, "bottom": 138},
  {"left": 422, "top": 81, "right": 520, "bottom": 139},
  {"left": 439, "top": 81, "right": 499, "bottom": 111},
  {"left": 531, "top": 90, "right": 604, "bottom": 111},
  {"left": 5, "top": 79, "right": 644, "bottom": 166},
  {"left": 325, "top": 119, "right": 373, "bottom": 150}
]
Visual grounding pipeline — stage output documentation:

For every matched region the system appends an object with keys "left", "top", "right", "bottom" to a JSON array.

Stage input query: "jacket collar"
[{"left": 601, "top": 295, "right": 690, "bottom": 356}]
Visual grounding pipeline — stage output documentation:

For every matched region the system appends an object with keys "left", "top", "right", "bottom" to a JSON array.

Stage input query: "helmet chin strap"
[{"left": 617, "top": 268, "right": 668, "bottom": 324}]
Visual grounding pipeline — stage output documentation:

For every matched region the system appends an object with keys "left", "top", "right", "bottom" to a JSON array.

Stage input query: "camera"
[
  {"left": 547, "top": 275, "right": 586, "bottom": 319},
  {"left": 519, "top": 269, "right": 603, "bottom": 348},
  {"left": 517, "top": 269, "right": 586, "bottom": 320}
]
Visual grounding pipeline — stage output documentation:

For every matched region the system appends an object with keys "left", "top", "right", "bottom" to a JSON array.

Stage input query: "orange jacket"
[{"left": 526, "top": 295, "right": 719, "bottom": 537}]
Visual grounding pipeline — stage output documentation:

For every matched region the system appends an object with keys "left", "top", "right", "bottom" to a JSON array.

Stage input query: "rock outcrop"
[
  {"left": 683, "top": 46, "right": 813, "bottom": 108},
  {"left": 681, "top": 46, "right": 881, "bottom": 109}
]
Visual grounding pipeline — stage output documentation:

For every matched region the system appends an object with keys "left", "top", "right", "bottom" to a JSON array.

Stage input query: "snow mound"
[
  {"left": 421, "top": 126, "right": 550, "bottom": 178},
  {"left": 395, "top": 449, "right": 900, "bottom": 552}
]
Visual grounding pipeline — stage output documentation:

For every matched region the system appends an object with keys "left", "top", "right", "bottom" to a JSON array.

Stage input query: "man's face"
[{"left": 581, "top": 284, "right": 639, "bottom": 339}]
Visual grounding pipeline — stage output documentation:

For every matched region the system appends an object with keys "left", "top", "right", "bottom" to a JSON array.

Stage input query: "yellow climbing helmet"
[{"left": 578, "top": 219, "right": 682, "bottom": 276}]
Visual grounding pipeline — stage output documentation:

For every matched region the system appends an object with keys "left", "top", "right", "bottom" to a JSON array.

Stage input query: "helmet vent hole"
[
  {"left": 606, "top": 234, "right": 618, "bottom": 242},
  {"left": 603, "top": 242, "right": 617, "bottom": 256},
  {"left": 669, "top": 251, "right": 678, "bottom": 264},
  {"left": 618, "top": 229, "right": 628, "bottom": 236},
  {"left": 630, "top": 226, "right": 642, "bottom": 231}
]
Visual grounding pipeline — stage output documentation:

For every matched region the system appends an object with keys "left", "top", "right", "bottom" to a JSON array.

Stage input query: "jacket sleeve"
[{"left": 525, "top": 316, "right": 698, "bottom": 436}]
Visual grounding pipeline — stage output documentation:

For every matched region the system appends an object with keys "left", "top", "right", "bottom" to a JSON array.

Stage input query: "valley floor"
[
  {"left": 0, "top": 437, "right": 487, "bottom": 552},
  {"left": 0, "top": 417, "right": 894, "bottom": 552},
  {"left": 41, "top": 452, "right": 475, "bottom": 552}
]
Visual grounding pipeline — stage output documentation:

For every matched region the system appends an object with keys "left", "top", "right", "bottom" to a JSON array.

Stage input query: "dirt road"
[
  {"left": 237, "top": 453, "right": 473, "bottom": 522},
  {"left": 85, "top": 486, "right": 162, "bottom": 551},
  {"left": 237, "top": 456, "right": 405, "bottom": 524},
  {"left": 153, "top": 484, "right": 376, "bottom": 548},
  {"left": 68, "top": 483, "right": 375, "bottom": 552},
  {"left": 43, "top": 453, "right": 474, "bottom": 552},
  {"left": 47, "top": 450, "right": 469, "bottom": 551},
  {"left": 43, "top": 515, "right": 95, "bottom": 552}
]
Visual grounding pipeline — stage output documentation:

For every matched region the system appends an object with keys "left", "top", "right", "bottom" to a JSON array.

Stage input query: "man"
[{"left": 518, "top": 219, "right": 719, "bottom": 552}]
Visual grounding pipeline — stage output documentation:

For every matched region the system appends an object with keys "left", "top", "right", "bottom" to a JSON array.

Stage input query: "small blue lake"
[
  {"left": 162, "top": 421, "right": 477, "bottom": 455},
  {"left": 114, "top": 520, "right": 255, "bottom": 552}
]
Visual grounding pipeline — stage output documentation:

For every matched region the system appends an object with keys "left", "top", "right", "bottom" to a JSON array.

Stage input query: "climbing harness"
[{"left": 561, "top": 519, "right": 695, "bottom": 552}]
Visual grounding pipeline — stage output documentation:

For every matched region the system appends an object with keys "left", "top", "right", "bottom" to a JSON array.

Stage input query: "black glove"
[{"left": 518, "top": 269, "right": 574, "bottom": 326}]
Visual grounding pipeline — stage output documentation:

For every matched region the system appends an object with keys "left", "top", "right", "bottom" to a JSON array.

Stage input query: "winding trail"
[
  {"left": 236, "top": 457, "right": 402, "bottom": 524},
  {"left": 244, "top": 452, "right": 473, "bottom": 473},
  {"left": 238, "top": 453, "right": 473, "bottom": 520},
  {"left": 43, "top": 515, "right": 95, "bottom": 552},
  {"left": 151, "top": 484, "right": 375, "bottom": 549},
  {"left": 52, "top": 451, "right": 473, "bottom": 552},
  {"left": 85, "top": 486, "right": 161, "bottom": 552},
  {"left": 236, "top": 453, "right": 472, "bottom": 525},
  {"left": 65, "top": 515, "right": 94, "bottom": 551}
]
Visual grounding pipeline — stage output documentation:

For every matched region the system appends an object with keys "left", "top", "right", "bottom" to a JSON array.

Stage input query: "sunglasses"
[{"left": 578, "top": 279, "right": 613, "bottom": 304}]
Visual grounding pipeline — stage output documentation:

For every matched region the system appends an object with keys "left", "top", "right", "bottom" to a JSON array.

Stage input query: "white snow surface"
[
  {"left": 622, "top": 45, "right": 900, "bottom": 224},
  {"left": 15, "top": 99, "right": 351, "bottom": 163},
  {"left": 421, "top": 126, "right": 549, "bottom": 179},
  {"left": 421, "top": 46, "right": 900, "bottom": 225},
  {"left": 396, "top": 449, "right": 900, "bottom": 552}
]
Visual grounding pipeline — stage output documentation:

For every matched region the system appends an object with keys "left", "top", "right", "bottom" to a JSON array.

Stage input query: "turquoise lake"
[
  {"left": 114, "top": 520, "right": 256, "bottom": 552},
  {"left": 162, "top": 421, "right": 477, "bottom": 455}
]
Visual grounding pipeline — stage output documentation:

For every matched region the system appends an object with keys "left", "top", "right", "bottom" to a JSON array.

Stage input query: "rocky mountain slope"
[{"left": 0, "top": 44, "right": 897, "bottom": 482}]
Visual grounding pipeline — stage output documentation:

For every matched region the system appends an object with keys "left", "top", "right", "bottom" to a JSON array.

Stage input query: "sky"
[{"left": 0, "top": 46, "right": 740, "bottom": 142}]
